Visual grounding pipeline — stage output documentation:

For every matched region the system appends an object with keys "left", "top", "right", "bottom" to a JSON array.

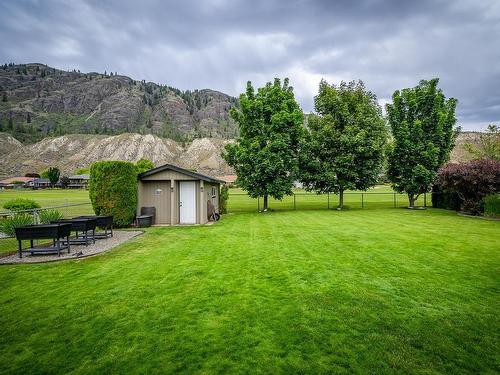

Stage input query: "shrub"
[
  {"left": 483, "top": 194, "right": 500, "bottom": 218},
  {"left": 437, "top": 159, "right": 500, "bottom": 215},
  {"left": 89, "top": 161, "right": 138, "bottom": 227},
  {"left": 3, "top": 198, "right": 41, "bottom": 211},
  {"left": 431, "top": 185, "right": 462, "bottom": 210},
  {"left": 39, "top": 209, "right": 64, "bottom": 224},
  {"left": 220, "top": 185, "right": 229, "bottom": 214},
  {"left": 0, "top": 214, "right": 34, "bottom": 236}
]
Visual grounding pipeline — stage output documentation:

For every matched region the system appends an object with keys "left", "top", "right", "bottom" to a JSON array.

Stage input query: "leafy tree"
[
  {"left": 437, "top": 159, "right": 500, "bottom": 214},
  {"left": 59, "top": 176, "right": 70, "bottom": 189},
  {"left": 300, "top": 80, "right": 387, "bottom": 209},
  {"left": 223, "top": 78, "right": 304, "bottom": 211},
  {"left": 41, "top": 167, "right": 60, "bottom": 187},
  {"left": 464, "top": 124, "right": 500, "bottom": 161},
  {"left": 8, "top": 114, "right": 13, "bottom": 130},
  {"left": 386, "top": 78, "right": 458, "bottom": 207},
  {"left": 136, "top": 158, "right": 154, "bottom": 174}
]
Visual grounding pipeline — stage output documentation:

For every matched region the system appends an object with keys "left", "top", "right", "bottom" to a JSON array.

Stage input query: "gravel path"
[{"left": 0, "top": 230, "right": 143, "bottom": 264}]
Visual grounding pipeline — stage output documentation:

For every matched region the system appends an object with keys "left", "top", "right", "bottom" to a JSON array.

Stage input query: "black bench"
[
  {"left": 52, "top": 218, "right": 97, "bottom": 246},
  {"left": 15, "top": 223, "right": 72, "bottom": 258},
  {"left": 74, "top": 215, "right": 113, "bottom": 239}
]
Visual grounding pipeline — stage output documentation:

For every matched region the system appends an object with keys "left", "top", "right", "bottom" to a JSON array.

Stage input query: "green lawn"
[
  {"left": 0, "top": 190, "right": 95, "bottom": 255},
  {"left": 1, "top": 187, "right": 427, "bottom": 256},
  {"left": 0, "top": 189, "right": 94, "bottom": 218},
  {"left": 0, "top": 208, "right": 498, "bottom": 373}
]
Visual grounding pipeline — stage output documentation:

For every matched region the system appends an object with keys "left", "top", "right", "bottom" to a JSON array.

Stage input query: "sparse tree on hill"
[
  {"left": 223, "top": 78, "right": 304, "bottom": 211},
  {"left": 300, "top": 80, "right": 387, "bottom": 209},
  {"left": 8, "top": 113, "right": 13, "bottom": 130},
  {"left": 2, "top": 92, "right": 6, "bottom": 102},
  {"left": 386, "top": 78, "right": 458, "bottom": 207}
]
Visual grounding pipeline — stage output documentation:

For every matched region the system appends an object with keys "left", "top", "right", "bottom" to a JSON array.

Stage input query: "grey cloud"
[{"left": 0, "top": 0, "right": 498, "bottom": 130}]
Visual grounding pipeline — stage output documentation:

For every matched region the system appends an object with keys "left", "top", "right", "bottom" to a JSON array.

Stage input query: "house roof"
[
  {"left": 68, "top": 174, "right": 90, "bottom": 180},
  {"left": 138, "top": 164, "right": 225, "bottom": 184},
  {"left": 217, "top": 175, "right": 237, "bottom": 183},
  {"left": 0, "top": 177, "right": 34, "bottom": 184},
  {"left": 33, "top": 178, "right": 50, "bottom": 183}
]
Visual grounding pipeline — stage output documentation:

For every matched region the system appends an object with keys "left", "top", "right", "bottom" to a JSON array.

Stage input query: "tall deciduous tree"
[
  {"left": 386, "top": 78, "right": 458, "bottom": 207},
  {"left": 43, "top": 167, "right": 60, "bottom": 188},
  {"left": 300, "top": 80, "right": 387, "bottom": 209},
  {"left": 223, "top": 78, "right": 304, "bottom": 211}
]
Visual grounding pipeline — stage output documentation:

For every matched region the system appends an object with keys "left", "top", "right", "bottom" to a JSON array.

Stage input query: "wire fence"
[
  {"left": 0, "top": 202, "right": 94, "bottom": 221},
  {"left": 227, "top": 192, "right": 432, "bottom": 212}
]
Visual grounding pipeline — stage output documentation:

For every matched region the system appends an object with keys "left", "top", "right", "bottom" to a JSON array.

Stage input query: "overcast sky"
[{"left": 1, "top": 0, "right": 499, "bottom": 130}]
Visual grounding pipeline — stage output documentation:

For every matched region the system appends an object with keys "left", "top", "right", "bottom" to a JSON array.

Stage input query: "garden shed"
[{"left": 137, "top": 164, "right": 224, "bottom": 225}]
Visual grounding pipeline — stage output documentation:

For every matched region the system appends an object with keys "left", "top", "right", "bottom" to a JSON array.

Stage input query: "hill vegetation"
[{"left": 0, "top": 63, "right": 239, "bottom": 143}]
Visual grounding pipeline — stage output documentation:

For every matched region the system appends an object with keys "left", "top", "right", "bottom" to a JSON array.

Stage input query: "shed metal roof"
[{"left": 138, "top": 164, "right": 225, "bottom": 184}]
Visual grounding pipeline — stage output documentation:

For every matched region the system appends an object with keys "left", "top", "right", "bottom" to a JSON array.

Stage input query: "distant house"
[
  {"left": 217, "top": 175, "right": 237, "bottom": 186},
  {"left": 0, "top": 177, "right": 35, "bottom": 189},
  {"left": 67, "top": 174, "right": 90, "bottom": 189},
  {"left": 26, "top": 178, "right": 51, "bottom": 189}
]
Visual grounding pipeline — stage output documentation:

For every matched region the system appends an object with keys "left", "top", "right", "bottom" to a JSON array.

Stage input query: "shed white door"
[{"left": 179, "top": 181, "right": 196, "bottom": 224}]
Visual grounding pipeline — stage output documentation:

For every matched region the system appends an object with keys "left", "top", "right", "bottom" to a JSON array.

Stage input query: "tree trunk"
[
  {"left": 338, "top": 187, "right": 344, "bottom": 210},
  {"left": 263, "top": 194, "right": 268, "bottom": 211},
  {"left": 408, "top": 194, "right": 415, "bottom": 207}
]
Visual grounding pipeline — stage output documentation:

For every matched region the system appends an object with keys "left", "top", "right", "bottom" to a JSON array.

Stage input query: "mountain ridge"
[{"left": 0, "top": 63, "right": 239, "bottom": 143}]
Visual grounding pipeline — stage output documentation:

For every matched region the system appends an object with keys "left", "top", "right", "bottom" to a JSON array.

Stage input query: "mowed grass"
[
  {"left": 0, "top": 189, "right": 91, "bottom": 207},
  {"left": 0, "top": 208, "right": 498, "bottom": 374},
  {"left": 0, "top": 190, "right": 94, "bottom": 255},
  {"left": 0, "top": 189, "right": 94, "bottom": 219}
]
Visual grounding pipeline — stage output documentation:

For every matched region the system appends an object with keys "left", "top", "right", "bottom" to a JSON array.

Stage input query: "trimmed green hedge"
[
  {"left": 3, "top": 198, "right": 41, "bottom": 211},
  {"left": 483, "top": 194, "right": 500, "bottom": 218},
  {"left": 89, "top": 161, "right": 138, "bottom": 227}
]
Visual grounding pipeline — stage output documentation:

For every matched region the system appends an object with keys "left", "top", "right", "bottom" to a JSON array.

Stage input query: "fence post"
[
  {"left": 361, "top": 193, "right": 364, "bottom": 209},
  {"left": 327, "top": 192, "right": 330, "bottom": 209},
  {"left": 293, "top": 193, "right": 296, "bottom": 210},
  {"left": 393, "top": 192, "right": 396, "bottom": 208},
  {"left": 33, "top": 209, "right": 39, "bottom": 225}
]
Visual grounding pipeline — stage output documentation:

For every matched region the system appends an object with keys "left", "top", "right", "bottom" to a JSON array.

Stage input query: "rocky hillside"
[
  {"left": 0, "top": 131, "right": 481, "bottom": 179},
  {"left": 0, "top": 132, "right": 233, "bottom": 178},
  {"left": 0, "top": 63, "right": 238, "bottom": 143}
]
